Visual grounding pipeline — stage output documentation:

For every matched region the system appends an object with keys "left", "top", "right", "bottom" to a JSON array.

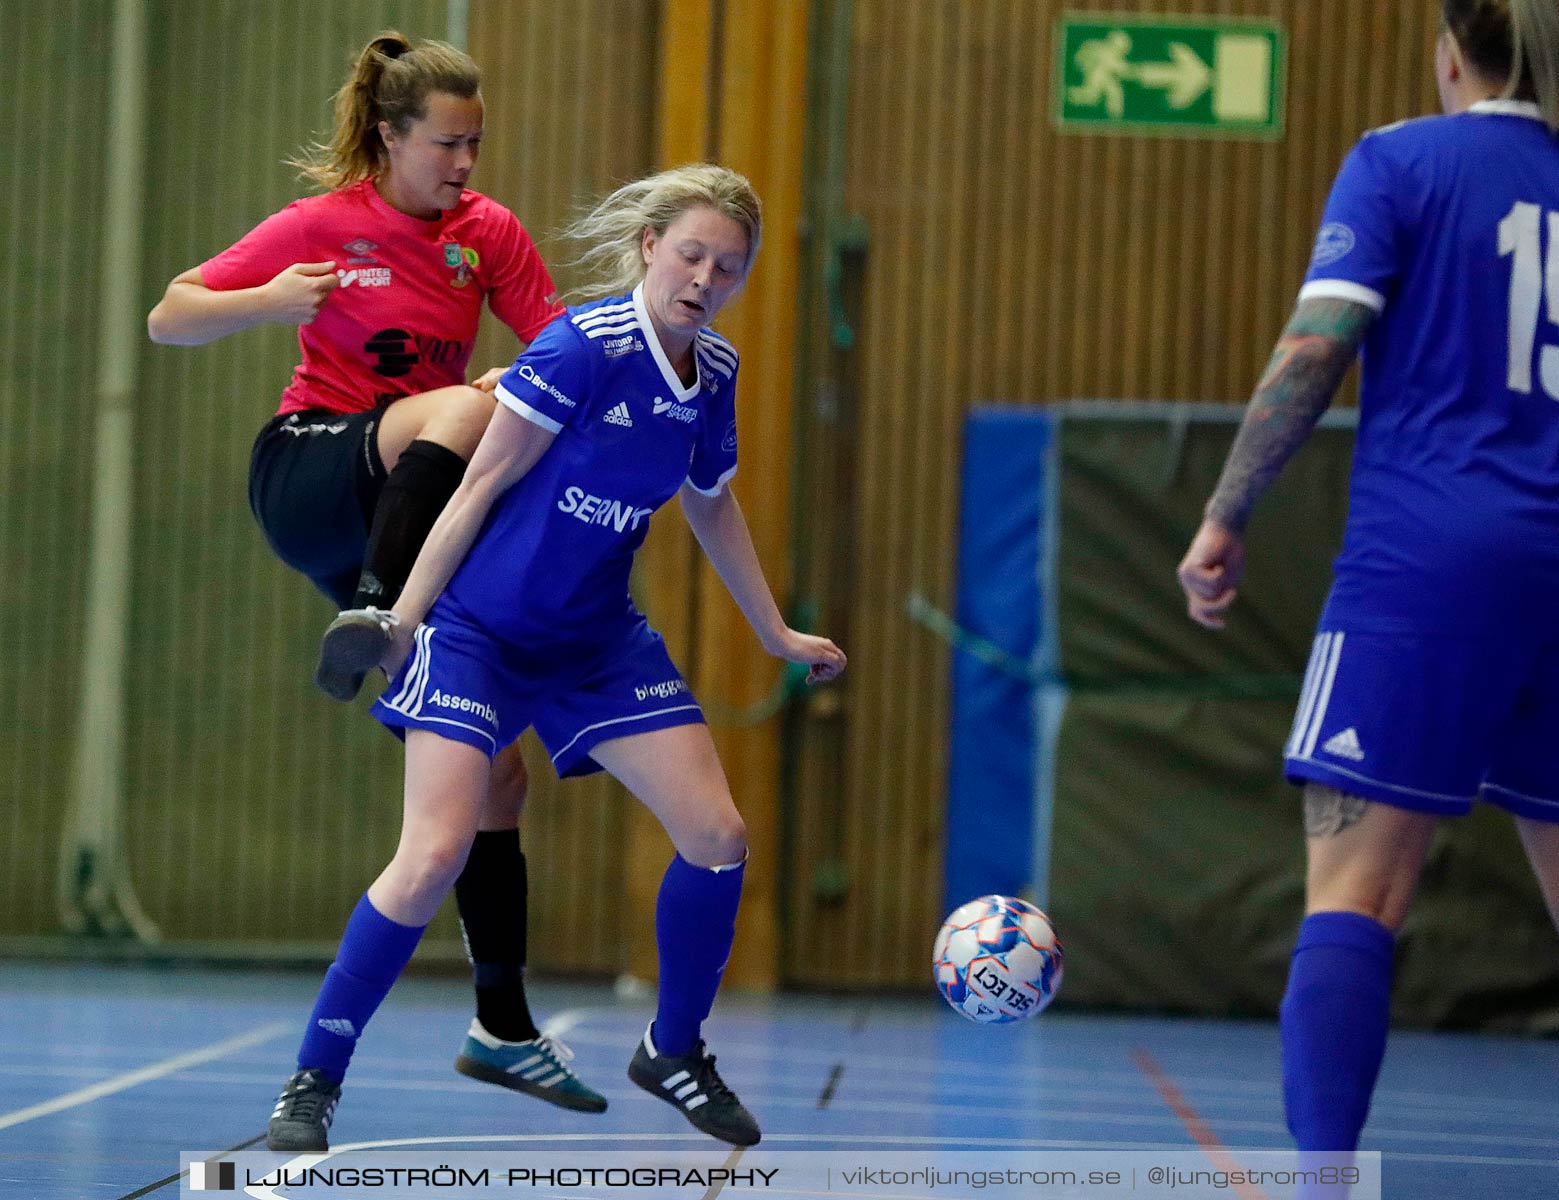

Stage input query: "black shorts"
[{"left": 248, "top": 408, "right": 387, "bottom": 607}]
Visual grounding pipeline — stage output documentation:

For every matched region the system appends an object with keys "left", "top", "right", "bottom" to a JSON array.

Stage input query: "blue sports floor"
[{"left": 1, "top": 962, "right": 1555, "bottom": 1199}]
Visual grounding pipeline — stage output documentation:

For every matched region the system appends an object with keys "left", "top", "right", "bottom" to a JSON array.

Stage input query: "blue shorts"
[
  {"left": 1284, "top": 628, "right": 1559, "bottom": 822},
  {"left": 372, "top": 614, "right": 705, "bottom": 778}
]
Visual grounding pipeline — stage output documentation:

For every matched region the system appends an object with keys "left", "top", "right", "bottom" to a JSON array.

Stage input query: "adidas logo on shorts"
[
  {"left": 1321, "top": 727, "right": 1366, "bottom": 762},
  {"left": 604, "top": 402, "right": 634, "bottom": 427}
]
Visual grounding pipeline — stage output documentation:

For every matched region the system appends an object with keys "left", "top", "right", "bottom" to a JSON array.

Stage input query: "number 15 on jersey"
[{"left": 1499, "top": 200, "right": 1559, "bottom": 399}]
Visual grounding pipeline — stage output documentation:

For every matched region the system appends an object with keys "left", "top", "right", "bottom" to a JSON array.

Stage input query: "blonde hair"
[
  {"left": 561, "top": 164, "right": 762, "bottom": 300},
  {"left": 1444, "top": 0, "right": 1559, "bottom": 131},
  {"left": 290, "top": 31, "right": 480, "bottom": 191},
  {"left": 1510, "top": 0, "right": 1559, "bottom": 131}
]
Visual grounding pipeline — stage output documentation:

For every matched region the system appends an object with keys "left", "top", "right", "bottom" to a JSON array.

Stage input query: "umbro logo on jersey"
[
  {"left": 604, "top": 402, "right": 634, "bottom": 427},
  {"left": 316, "top": 1018, "right": 358, "bottom": 1039},
  {"left": 653, "top": 397, "right": 698, "bottom": 424},
  {"left": 1322, "top": 727, "right": 1366, "bottom": 761},
  {"left": 342, "top": 237, "right": 378, "bottom": 256}
]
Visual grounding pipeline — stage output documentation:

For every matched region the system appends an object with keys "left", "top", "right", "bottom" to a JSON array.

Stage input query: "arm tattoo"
[
  {"left": 1205, "top": 298, "right": 1375, "bottom": 531},
  {"left": 1303, "top": 783, "right": 1369, "bottom": 838}
]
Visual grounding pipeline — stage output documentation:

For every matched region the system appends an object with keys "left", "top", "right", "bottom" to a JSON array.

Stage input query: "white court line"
[
  {"left": 0, "top": 1021, "right": 290, "bottom": 1131},
  {"left": 92, "top": 1063, "right": 1248, "bottom": 1137},
  {"left": 75, "top": 1007, "right": 1548, "bottom": 1121},
  {"left": 79, "top": 1066, "right": 1559, "bottom": 1149},
  {"left": 548, "top": 1025, "right": 1250, "bottom": 1087},
  {"left": 133, "top": 1062, "right": 1559, "bottom": 1157},
  {"left": 550, "top": 1024, "right": 1559, "bottom": 1119},
  {"left": 538, "top": 1006, "right": 603, "bottom": 1040},
  {"left": 9, "top": 1036, "right": 1539, "bottom": 1118}
]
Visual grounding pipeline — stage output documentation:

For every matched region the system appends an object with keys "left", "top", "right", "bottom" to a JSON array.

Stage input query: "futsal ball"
[{"left": 933, "top": 894, "right": 1063, "bottom": 1024}]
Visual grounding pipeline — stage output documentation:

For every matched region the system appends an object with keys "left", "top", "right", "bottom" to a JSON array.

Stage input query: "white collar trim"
[
  {"left": 632, "top": 284, "right": 701, "bottom": 402},
  {"left": 1469, "top": 99, "right": 1544, "bottom": 120}
]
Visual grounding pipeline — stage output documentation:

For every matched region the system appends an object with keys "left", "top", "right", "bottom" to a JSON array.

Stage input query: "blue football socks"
[
  {"left": 651, "top": 853, "right": 745, "bottom": 1057},
  {"left": 1280, "top": 910, "right": 1395, "bottom": 1154},
  {"left": 296, "top": 894, "right": 427, "bottom": 1082}
]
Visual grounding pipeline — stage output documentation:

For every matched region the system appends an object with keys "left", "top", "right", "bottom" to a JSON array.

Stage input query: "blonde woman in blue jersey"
[
  {"left": 264, "top": 163, "right": 846, "bottom": 1152},
  {"left": 1177, "top": 0, "right": 1559, "bottom": 1189}
]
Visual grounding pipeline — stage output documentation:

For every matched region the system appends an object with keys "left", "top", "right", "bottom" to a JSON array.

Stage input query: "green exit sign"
[{"left": 1055, "top": 13, "right": 1286, "bottom": 138}]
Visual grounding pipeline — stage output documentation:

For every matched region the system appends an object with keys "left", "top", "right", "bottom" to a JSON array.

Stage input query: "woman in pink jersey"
[{"left": 145, "top": 32, "right": 604, "bottom": 1115}]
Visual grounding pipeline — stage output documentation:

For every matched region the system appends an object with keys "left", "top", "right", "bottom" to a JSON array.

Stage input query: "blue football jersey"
[
  {"left": 439, "top": 285, "right": 740, "bottom": 649},
  {"left": 1300, "top": 100, "right": 1559, "bottom": 633}
]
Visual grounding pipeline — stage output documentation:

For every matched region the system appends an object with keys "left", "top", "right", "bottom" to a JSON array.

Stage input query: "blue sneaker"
[{"left": 454, "top": 1020, "right": 608, "bottom": 1113}]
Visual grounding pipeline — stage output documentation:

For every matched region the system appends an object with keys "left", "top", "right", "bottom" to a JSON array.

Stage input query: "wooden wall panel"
[
  {"left": 126, "top": 1, "right": 455, "bottom": 952},
  {"left": 619, "top": 0, "right": 719, "bottom": 988},
  {"left": 624, "top": 0, "right": 814, "bottom": 990},
  {"left": 783, "top": 0, "right": 1442, "bottom": 987},
  {"left": 468, "top": 1, "right": 660, "bottom": 975},
  {"left": 0, "top": 0, "right": 661, "bottom": 971},
  {"left": 0, "top": 0, "right": 112, "bottom": 938},
  {"left": 1, "top": 0, "right": 1450, "bottom": 999},
  {"left": 694, "top": 0, "right": 813, "bottom": 988}
]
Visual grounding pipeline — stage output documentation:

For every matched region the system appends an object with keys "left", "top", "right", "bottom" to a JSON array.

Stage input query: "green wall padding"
[{"left": 1047, "top": 407, "right": 1559, "bottom": 1032}]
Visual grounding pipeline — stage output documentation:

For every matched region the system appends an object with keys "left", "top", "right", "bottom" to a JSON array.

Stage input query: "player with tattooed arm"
[{"left": 1177, "top": 0, "right": 1559, "bottom": 1187}]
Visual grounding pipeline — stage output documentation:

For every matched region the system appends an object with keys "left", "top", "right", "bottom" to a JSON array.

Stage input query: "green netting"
[
  {"left": 1051, "top": 692, "right": 1303, "bottom": 1016},
  {"left": 1047, "top": 406, "right": 1559, "bottom": 1031},
  {"left": 1055, "top": 405, "right": 1352, "bottom": 688}
]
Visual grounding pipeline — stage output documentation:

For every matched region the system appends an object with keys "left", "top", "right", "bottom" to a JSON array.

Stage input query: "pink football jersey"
[{"left": 201, "top": 180, "right": 560, "bottom": 416}]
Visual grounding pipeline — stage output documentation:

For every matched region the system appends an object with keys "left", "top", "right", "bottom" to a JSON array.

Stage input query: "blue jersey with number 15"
[{"left": 1301, "top": 99, "right": 1559, "bottom": 634}]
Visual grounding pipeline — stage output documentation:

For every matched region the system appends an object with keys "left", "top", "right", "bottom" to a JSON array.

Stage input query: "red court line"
[{"left": 1132, "top": 1047, "right": 1273, "bottom": 1200}]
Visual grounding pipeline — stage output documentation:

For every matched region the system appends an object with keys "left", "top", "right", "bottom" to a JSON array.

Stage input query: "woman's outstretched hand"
[{"left": 768, "top": 629, "right": 847, "bottom": 685}]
